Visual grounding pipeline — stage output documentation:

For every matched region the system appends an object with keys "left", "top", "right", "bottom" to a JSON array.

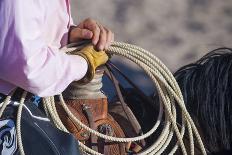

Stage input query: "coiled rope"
[{"left": 0, "top": 42, "right": 206, "bottom": 155}]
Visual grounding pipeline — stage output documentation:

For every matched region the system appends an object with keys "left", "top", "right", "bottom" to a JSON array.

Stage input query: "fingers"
[
  {"left": 83, "top": 18, "right": 100, "bottom": 46},
  {"left": 96, "top": 24, "right": 114, "bottom": 51},
  {"left": 97, "top": 24, "right": 107, "bottom": 50},
  {"left": 105, "top": 26, "right": 114, "bottom": 50},
  {"left": 82, "top": 18, "right": 114, "bottom": 51},
  {"left": 69, "top": 27, "right": 93, "bottom": 42}
]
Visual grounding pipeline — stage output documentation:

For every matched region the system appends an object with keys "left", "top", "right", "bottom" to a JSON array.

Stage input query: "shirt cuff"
[{"left": 68, "top": 54, "right": 88, "bottom": 81}]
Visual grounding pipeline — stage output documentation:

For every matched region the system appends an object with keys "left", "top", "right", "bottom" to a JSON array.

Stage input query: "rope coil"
[{"left": 0, "top": 42, "right": 206, "bottom": 155}]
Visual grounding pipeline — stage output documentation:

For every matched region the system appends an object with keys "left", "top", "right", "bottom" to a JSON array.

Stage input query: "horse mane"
[{"left": 174, "top": 48, "right": 232, "bottom": 153}]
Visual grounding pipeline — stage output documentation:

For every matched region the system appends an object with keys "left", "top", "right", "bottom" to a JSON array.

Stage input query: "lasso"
[{"left": 0, "top": 42, "right": 207, "bottom": 155}]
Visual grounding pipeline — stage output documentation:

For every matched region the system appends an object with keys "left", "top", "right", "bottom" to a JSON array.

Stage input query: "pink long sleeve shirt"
[{"left": 0, "top": 0, "right": 88, "bottom": 97}]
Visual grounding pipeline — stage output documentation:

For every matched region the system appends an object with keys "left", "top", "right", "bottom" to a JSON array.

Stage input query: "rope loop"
[{"left": 0, "top": 42, "right": 207, "bottom": 155}]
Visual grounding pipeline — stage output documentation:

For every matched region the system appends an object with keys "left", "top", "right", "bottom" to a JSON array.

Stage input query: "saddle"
[{"left": 55, "top": 67, "right": 144, "bottom": 155}]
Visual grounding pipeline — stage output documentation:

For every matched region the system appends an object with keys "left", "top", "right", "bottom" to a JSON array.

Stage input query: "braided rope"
[
  {"left": 0, "top": 90, "right": 15, "bottom": 117},
  {"left": 16, "top": 91, "right": 27, "bottom": 155},
  {"left": 112, "top": 43, "right": 204, "bottom": 154},
  {"left": 0, "top": 42, "right": 207, "bottom": 155}
]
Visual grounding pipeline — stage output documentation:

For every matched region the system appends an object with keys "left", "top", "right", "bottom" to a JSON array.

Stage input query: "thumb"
[{"left": 71, "top": 27, "right": 93, "bottom": 40}]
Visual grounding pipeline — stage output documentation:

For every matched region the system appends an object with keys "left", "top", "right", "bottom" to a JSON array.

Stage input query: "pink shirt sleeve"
[{"left": 0, "top": 0, "right": 88, "bottom": 97}]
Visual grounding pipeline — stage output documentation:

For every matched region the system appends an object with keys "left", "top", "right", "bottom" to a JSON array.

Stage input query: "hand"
[
  {"left": 76, "top": 45, "right": 108, "bottom": 83},
  {"left": 69, "top": 18, "right": 114, "bottom": 51}
]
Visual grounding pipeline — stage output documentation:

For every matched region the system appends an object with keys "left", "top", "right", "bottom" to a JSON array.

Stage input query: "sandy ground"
[{"left": 71, "top": 0, "right": 232, "bottom": 94}]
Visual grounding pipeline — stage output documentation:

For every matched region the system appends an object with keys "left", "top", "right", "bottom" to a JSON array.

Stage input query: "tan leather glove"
[{"left": 77, "top": 45, "right": 108, "bottom": 83}]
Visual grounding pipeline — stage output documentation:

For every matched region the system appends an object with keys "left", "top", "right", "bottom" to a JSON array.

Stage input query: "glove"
[{"left": 77, "top": 45, "right": 108, "bottom": 83}]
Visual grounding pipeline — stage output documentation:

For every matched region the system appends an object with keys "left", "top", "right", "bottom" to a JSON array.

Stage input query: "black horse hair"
[{"left": 174, "top": 47, "right": 232, "bottom": 153}]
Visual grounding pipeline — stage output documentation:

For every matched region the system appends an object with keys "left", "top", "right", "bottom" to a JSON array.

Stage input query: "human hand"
[{"left": 69, "top": 18, "right": 114, "bottom": 51}]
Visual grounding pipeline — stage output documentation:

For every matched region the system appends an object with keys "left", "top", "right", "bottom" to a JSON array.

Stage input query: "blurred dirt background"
[{"left": 71, "top": 0, "right": 232, "bottom": 94}]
